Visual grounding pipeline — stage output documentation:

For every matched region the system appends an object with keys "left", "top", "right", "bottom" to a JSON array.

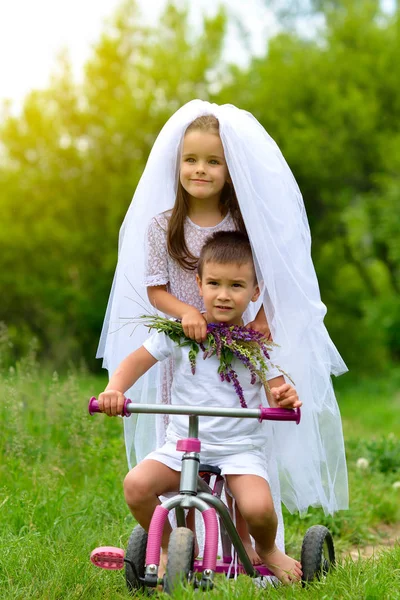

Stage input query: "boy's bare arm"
[
  {"left": 265, "top": 376, "right": 302, "bottom": 409},
  {"left": 99, "top": 346, "right": 157, "bottom": 416},
  {"left": 147, "top": 285, "right": 207, "bottom": 342}
]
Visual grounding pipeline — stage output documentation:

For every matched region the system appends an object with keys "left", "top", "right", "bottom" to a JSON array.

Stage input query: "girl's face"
[{"left": 180, "top": 130, "right": 229, "bottom": 204}]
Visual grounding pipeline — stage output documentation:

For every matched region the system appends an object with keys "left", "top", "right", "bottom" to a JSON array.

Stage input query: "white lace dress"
[
  {"left": 144, "top": 210, "right": 236, "bottom": 431},
  {"left": 144, "top": 211, "right": 285, "bottom": 560},
  {"left": 145, "top": 210, "right": 235, "bottom": 309}
]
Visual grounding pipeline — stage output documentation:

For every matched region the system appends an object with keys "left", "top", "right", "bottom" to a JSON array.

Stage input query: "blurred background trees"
[{"left": 0, "top": 0, "right": 399, "bottom": 372}]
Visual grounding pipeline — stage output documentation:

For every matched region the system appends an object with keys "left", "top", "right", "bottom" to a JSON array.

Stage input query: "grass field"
[{"left": 1, "top": 347, "right": 399, "bottom": 599}]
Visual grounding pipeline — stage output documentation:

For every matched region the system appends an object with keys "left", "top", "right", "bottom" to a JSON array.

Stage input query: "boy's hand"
[
  {"left": 98, "top": 390, "right": 126, "bottom": 416},
  {"left": 181, "top": 307, "right": 207, "bottom": 343},
  {"left": 270, "top": 384, "right": 302, "bottom": 409}
]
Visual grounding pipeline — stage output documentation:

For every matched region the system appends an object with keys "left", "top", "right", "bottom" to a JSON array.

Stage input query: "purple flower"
[
  {"left": 147, "top": 318, "right": 278, "bottom": 410},
  {"left": 261, "top": 346, "right": 270, "bottom": 360},
  {"left": 201, "top": 321, "right": 276, "bottom": 407},
  {"left": 215, "top": 334, "right": 222, "bottom": 358}
]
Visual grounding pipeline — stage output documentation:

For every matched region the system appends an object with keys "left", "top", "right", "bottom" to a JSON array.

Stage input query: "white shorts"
[{"left": 143, "top": 441, "right": 270, "bottom": 484}]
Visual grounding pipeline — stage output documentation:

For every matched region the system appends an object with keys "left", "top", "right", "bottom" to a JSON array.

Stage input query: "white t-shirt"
[{"left": 143, "top": 331, "right": 281, "bottom": 452}]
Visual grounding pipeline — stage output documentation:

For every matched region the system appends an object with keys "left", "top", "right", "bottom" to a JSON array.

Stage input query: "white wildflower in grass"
[
  {"left": 392, "top": 481, "right": 400, "bottom": 490},
  {"left": 356, "top": 457, "right": 369, "bottom": 470}
]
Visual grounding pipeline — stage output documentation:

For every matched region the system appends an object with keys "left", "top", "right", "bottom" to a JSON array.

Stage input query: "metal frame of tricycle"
[{"left": 89, "top": 398, "right": 301, "bottom": 589}]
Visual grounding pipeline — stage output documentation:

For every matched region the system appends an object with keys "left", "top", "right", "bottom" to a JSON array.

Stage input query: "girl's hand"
[
  {"left": 246, "top": 308, "right": 272, "bottom": 340},
  {"left": 270, "top": 384, "right": 302, "bottom": 409},
  {"left": 181, "top": 307, "right": 207, "bottom": 342},
  {"left": 247, "top": 318, "right": 271, "bottom": 340},
  {"left": 98, "top": 389, "right": 126, "bottom": 416}
]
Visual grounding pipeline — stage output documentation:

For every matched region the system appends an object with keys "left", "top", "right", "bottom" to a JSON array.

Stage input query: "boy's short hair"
[{"left": 197, "top": 231, "right": 256, "bottom": 282}]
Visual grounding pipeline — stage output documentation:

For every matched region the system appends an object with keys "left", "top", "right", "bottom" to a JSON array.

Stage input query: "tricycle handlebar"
[
  {"left": 88, "top": 397, "right": 301, "bottom": 424},
  {"left": 89, "top": 396, "right": 131, "bottom": 417}
]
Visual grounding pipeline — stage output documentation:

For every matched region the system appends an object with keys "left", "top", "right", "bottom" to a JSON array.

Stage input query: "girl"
[
  {"left": 97, "top": 101, "right": 348, "bottom": 534},
  {"left": 145, "top": 114, "right": 270, "bottom": 344},
  {"left": 144, "top": 114, "right": 270, "bottom": 562}
]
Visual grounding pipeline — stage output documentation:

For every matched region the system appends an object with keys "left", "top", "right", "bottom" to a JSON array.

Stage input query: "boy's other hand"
[
  {"left": 98, "top": 390, "right": 126, "bottom": 416},
  {"left": 181, "top": 307, "right": 207, "bottom": 342},
  {"left": 270, "top": 384, "right": 302, "bottom": 409}
]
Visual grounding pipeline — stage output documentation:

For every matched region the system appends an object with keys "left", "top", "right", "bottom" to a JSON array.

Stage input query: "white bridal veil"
[{"left": 97, "top": 100, "right": 348, "bottom": 515}]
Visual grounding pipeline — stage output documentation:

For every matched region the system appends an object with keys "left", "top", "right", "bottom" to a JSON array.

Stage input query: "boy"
[{"left": 98, "top": 231, "right": 302, "bottom": 583}]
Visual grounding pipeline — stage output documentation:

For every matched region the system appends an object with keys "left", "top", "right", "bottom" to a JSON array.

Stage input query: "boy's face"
[{"left": 196, "top": 261, "right": 260, "bottom": 326}]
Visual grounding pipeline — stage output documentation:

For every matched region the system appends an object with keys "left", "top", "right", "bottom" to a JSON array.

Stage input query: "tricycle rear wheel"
[{"left": 301, "top": 525, "right": 335, "bottom": 583}]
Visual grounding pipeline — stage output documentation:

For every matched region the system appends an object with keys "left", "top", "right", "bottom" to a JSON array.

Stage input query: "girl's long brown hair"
[{"left": 167, "top": 115, "right": 247, "bottom": 271}]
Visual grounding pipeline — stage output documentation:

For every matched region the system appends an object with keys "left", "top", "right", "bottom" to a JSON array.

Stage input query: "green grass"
[
  {"left": 335, "top": 370, "right": 400, "bottom": 439},
  {"left": 1, "top": 351, "right": 399, "bottom": 599},
  {"left": 282, "top": 369, "right": 400, "bottom": 556}
]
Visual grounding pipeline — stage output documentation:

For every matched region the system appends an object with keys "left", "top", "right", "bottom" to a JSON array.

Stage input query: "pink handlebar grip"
[
  {"left": 88, "top": 396, "right": 131, "bottom": 417},
  {"left": 259, "top": 406, "right": 301, "bottom": 424}
]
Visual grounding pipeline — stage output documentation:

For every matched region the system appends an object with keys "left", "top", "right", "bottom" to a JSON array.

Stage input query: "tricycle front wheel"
[{"left": 164, "top": 527, "right": 195, "bottom": 595}]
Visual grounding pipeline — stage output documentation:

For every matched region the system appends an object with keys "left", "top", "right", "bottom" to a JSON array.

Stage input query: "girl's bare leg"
[
  {"left": 124, "top": 459, "right": 181, "bottom": 578},
  {"left": 226, "top": 475, "right": 302, "bottom": 584}
]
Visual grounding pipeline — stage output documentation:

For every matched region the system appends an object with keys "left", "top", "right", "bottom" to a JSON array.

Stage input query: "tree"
[
  {"left": 0, "top": 0, "right": 227, "bottom": 368},
  {"left": 1, "top": 0, "right": 399, "bottom": 372},
  {"left": 216, "top": 0, "right": 400, "bottom": 368}
]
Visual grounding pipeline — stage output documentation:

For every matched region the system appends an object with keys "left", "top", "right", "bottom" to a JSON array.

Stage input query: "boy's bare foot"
[
  {"left": 256, "top": 544, "right": 302, "bottom": 584},
  {"left": 242, "top": 541, "right": 263, "bottom": 565},
  {"left": 194, "top": 538, "right": 200, "bottom": 558}
]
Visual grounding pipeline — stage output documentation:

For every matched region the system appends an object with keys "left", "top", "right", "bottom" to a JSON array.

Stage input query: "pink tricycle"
[{"left": 88, "top": 398, "right": 335, "bottom": 594}]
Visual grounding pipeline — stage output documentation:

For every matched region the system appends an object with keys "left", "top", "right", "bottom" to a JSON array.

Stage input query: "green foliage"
[
  {"left": 0, "top": 1, "right": 226, "bottom": 370},
  {"left": 216, "top": 1, "right": 400, "bottom": 371},
  {"left": 0, "top": 0, "right": 399, "bottom": 372}
]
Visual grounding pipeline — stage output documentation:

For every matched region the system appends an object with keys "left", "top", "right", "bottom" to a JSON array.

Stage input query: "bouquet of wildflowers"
[{"left": 138, "top": 315, "right": 285, "bottom": 408}]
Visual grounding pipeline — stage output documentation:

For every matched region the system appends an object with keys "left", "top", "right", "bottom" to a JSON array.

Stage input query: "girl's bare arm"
[
  {"left": 147, "top": 285, "right": 193, "bottom": 319},
  {"left": 148, "top": 285, "right": 207, "bottom": 342},
  {"left": 247, "top": 304, "right": 271, "bottom": 339}
]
